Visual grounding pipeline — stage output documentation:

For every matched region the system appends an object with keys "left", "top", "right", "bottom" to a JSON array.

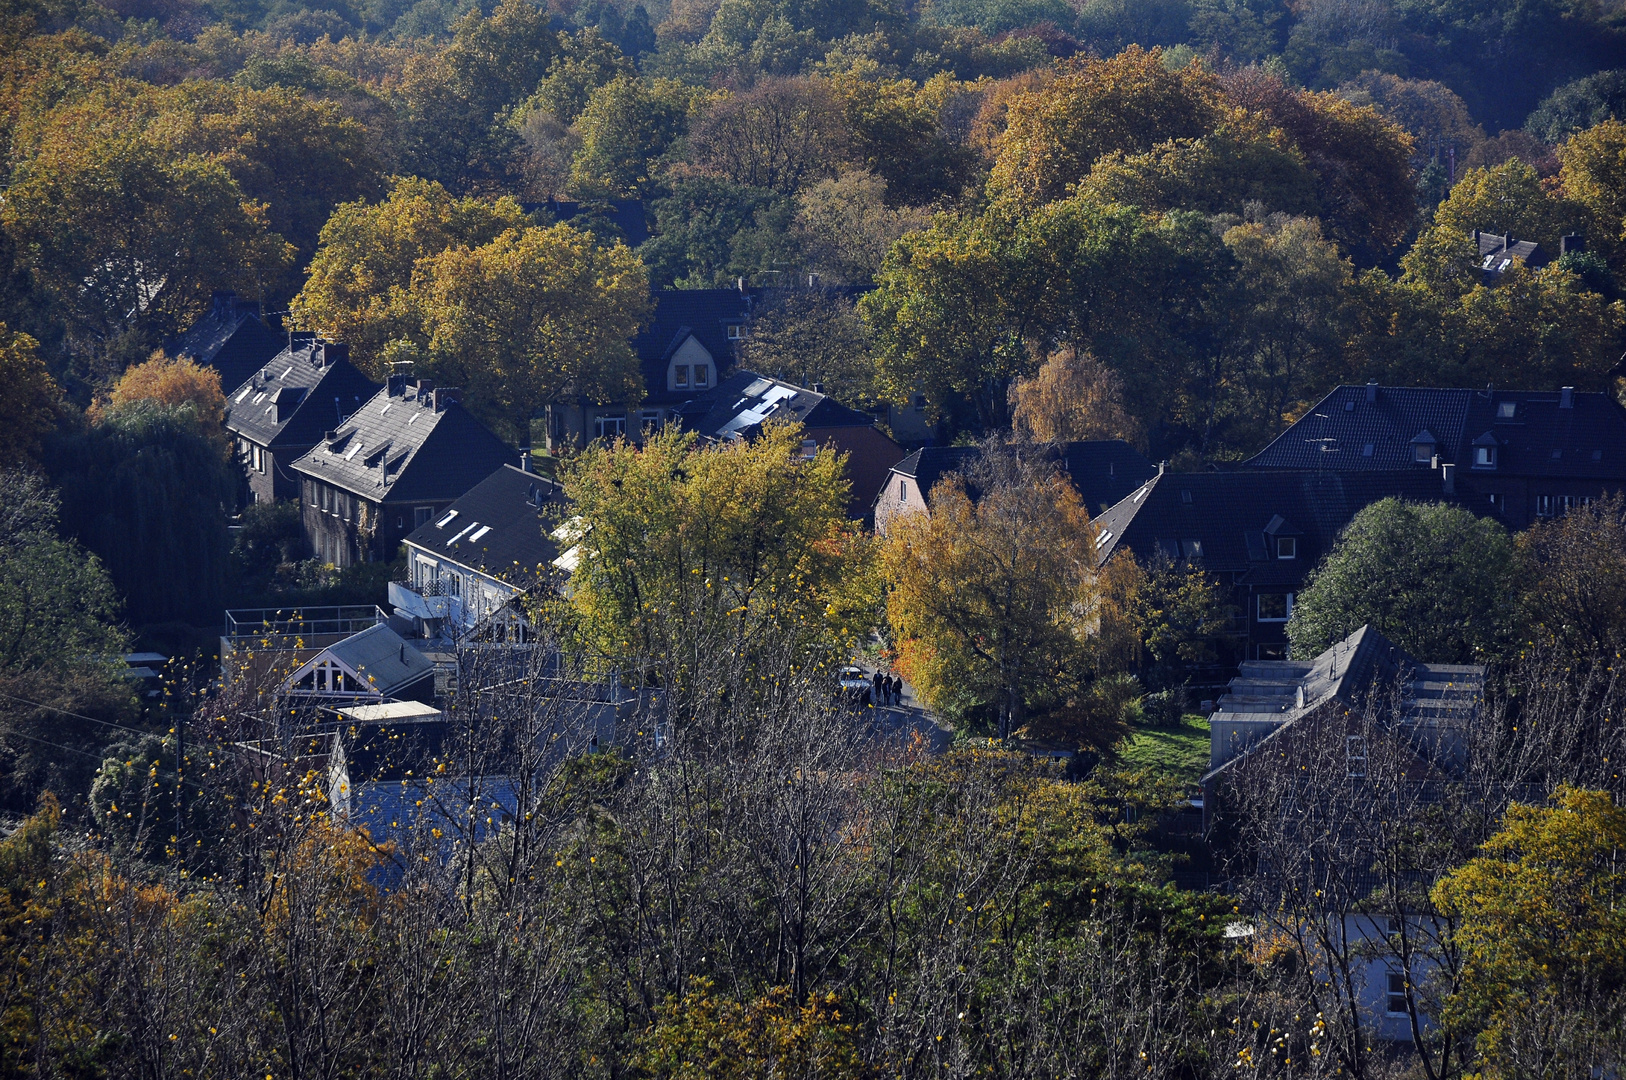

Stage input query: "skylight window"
[
  {"left": 468, "top": 525, "right": 492, "bottom": 543},
  {"left": 1497, "top": 401, "right": 1516, "bottom": 418},
  {"left": 380, "top": 402, "right": 391, "bottom": 415},
  {"left": 447, "top": 521, "right": 479, "bottom": 545},
  {"left": 281, "top": 365, "right": 293, "bottom": 380},
  {"left": 344, "top": 440, "right": 364, "bottom": 461},
  {"left": 236, "top": 385, "right": 254, "bottom": 403},
  {"left": 436, "top": 510, "right": 458, "bottom": 528}
]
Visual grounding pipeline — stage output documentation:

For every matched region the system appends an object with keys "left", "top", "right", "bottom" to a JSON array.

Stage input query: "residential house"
[
  {"left": 546, "top": 287, "right": 756, "bottom": 450},
  {"left": 1244, "top": 383, "right": 1626, "bottom": 529},
  {"left": 1090, "top": 467, "right": 1473, "bottom": 662},
  {"left": 282, "top": 622, "right": 437, "bottom": 703},
  {"left": 290, "top": 376, "right": 517, "bottom": 567},
  {"left": 1202, "top": 625, "right": 1484, "bottom": 1043},
  {"left": 874, "top": 441, "right": 1158, "bottom": 536},
  {"left": 392, "top": 464, "right": 564, "bottom": 642},
  {"left": 675, "top": 369, "right": 906, "bottom": 520},
  {"left": 223, "top": 335, "right": 381, "bottom": 504},
  {"left": 526, "top": 198, "right": 651, "bottom": 247},
  {"left": 165, "top": 290, "right": 285, "bottom": 396}
]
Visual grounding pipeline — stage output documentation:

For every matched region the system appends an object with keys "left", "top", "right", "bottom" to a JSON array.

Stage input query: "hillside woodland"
[{"left": 0, "top": 0, "right": 1625, "bottom": 1072}]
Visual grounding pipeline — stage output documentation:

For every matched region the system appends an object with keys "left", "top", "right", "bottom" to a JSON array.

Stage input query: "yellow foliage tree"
[
  {"left": 0, "top": 325, "right": 58, "bottom": 467},
  {"left": 637, "top": 978, "right": 874, "bottom": 1080},
  {"left": 95, "top": 353, "right": 227, "bottom": 452},
  {"left": 1010, "top": 345, "right": 1142, "bottom": 447},
  {"left": 1559, "top": 119, "right": 1626, "bottom": 268}
]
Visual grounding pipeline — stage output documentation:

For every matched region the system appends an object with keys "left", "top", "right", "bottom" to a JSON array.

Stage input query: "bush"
[{"left": 1141, "top": 687, "right": 1187, "bottom": 728}]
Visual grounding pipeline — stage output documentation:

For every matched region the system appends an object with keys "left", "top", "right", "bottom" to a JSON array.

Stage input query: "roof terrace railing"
[{"left": 224, "top": 606, "right": 387, "bottom": 643}]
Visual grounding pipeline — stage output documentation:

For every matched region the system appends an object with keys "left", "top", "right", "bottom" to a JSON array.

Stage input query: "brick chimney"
[
  {"left": 318, "top": 342, "right": 349, "bottom": 368},
  {"left": 431, "top": 387, "right": 460, "bottom": 412},
  {"left": 387, "top": 373, "right": 406, "bottom": 397},
  {"left": 1441, "top": 462, "right": 1455, "bottom": 494},
  {"left": 1561, "top": 386, "right": 1574, "bottom": 408},
  {"left": 1562, "top": 233, "right": 1586, "bottom": 256},
  {"left": 1366, "top": 381, "right": 1378, "bottom": 403}
]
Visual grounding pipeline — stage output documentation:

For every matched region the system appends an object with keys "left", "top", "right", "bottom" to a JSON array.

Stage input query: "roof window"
[
  {"left": 468, "top": 525, "right": 492, "bottom": 543},
  {"left": 436, "top": 510, "right": 458, "bottom": 528},
  {"left": 1497, "top": 401, "right": 1516, "bottom": 418}
]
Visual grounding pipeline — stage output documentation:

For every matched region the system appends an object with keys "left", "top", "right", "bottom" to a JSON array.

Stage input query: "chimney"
[
  {"left": 413, "top": 379, "right": 435, "bottom": 405},
  {"left": 808, "top": 273, "right": 820, "bottom": 289},
  {"left": 1365, "top": 381, "right": 1378, "bottom": 403},
  {"left": 319, "top": 342, "right": 349, "bottom": 368},
  {"left": 520, "top": 451, "right": 532, "bottom": 472},
  {"left": 388, "top": 374, "right": 405, "bottom": 397},
  {"left": 737, "top": 276, "right": 745, "bottom": 292},
  {"left": 431, "top": 387, "right": 460, "bottom": 412},
  {"left": 1561, "top": 386, "right": 1574, "bottom": 409},
  {"left": 1158, "top": 460, "right": 1167, "bottom": 476},
  {"left": 324, "top": 429, "right": 336, "bottom": 444},
  {"left": 1441, "top": 462, "right": 1455, "bottom": 495},
  {"left": 811, "top": 382, "right": 824, "bottom": 394},
  {"left": 212, "top": 289, "right": 235, "bottom": 317},
  {"left": 1562, "top": 233, "right": 1586, "bottom": 256}
]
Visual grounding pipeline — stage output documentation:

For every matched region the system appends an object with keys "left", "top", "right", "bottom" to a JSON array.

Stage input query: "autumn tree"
[
  {"left": 417, "top": 223, "right": 649, "bottom": 442},
  {"left": 1559, "top": 119, "right": 1626, "bottom": 270},
  {"left": 1287, "top": 498, "right": 1519, "bottom": 663},
  {"left": 1010, "top": 345, "right": 1141, "bottom": 446},
  {"left": 989, "top": 47, "right": 1223, "bottom": 207},
  {"left": 0, "top": 325, "right": 59, "bottom": 467},
  {"left": 794, "top": 170, "right": 931, "bottom": 285},
  {"left": 2, "top": 126, "right": 292, "bottom": 367},
  {"left": 289, "top": 177, "right": 529, "bottom": 374},
  {"left": 1517, "top": 493, "right": 1626, "bottom": 660},
  {"left": 96, "top": 353, "right": 227, "bottom": 454},
  {"left": 685, "top": 76, "right": 853, "bottom": 194},
  {"left": 554, "top": 423, "right": 874, "bottom": 679},
  {"left": 739, "top": 290, "right": 877, "bottom": 406},
  {"left": 1433, "top": 787, "right": 1626, "bottom": 1076},
  {"left": 570, "top": 75, "right": 705, "bottom": 198},
  {"left": 883, "top": 441, "right": 1101, "bottom": 739}
]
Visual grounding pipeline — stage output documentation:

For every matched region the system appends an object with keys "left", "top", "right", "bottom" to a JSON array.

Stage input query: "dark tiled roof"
[
  {"left": 1091, "top": 469, "right": 1477, "bottom": 574},
  {"left": 291, "top": 382, "right": 516, "bottom": 505},
  {"left": 677, "top": 370, "right": 875, "bottom": 437},
  {"left": 165, "top": 290, "right": 285, "bottom": 394},
  {"left": 1245, "top": 385, "right": 1626, "bottom": 480},
  {"left": 525, "top": 199, "right": 651, "bottom": 247},
  {"left": 313, "top": 623, "right": 435, "bottom": 698},
  {"left": 403, "top": 465, "right": 562, "bottom": 580},
  {"left": 223, "top": 335, "right": 381, "bottom": 451},
  {"left": 1476, "top": 231, "right": 1547, "bottom": 275},
  {"left": 633, "top": 289, "right": 755, "bottom": 404},
  {"left": 888, "top": 441, "right": 1157, "bottom": 515}
]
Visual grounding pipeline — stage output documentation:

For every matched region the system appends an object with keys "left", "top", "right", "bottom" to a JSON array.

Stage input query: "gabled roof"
[
  {"left": 1091, "top": 468, "right": 1473, "bottom": 573},
  {"left": 403, "top": 464, "right": 562, "bottom": 581},
  {"left": 1244, "top": 385, "right": 1626, "bottom": 479},
  {"left": 886, "top": 441, "right": 1157, "bottom": 515},
  {"left": 1204, "top": 624, "right": 1484, "bottom": 782},
  {"left": 1476, "top": 231, "right": 1546, "bottom": 276},
  {"left": 633, "top": 289, "right": 756, "bottom": 404},
  {"left": 677, "top": 370, "right": 875, "bottom": 438},
  {"left": 166, "top": 290, "right": 285, "bottom": 395},
  {"left": 223, "top": 335, "right": 381, "bottom": 450},
  {"left": 290, "top": 381, "right": 516, "bottom": 505},
  {"left": 288, "top": 623, "right": 435, "bottom": 699}
]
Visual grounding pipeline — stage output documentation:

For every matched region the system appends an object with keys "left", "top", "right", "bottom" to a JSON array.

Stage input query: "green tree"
[
  {"left": 739, "top": 290, "right": 877, "bottom": 406},
  {"left": 1112, "top": 551, "right": 1233, "bottom": 689},
  {"left": 1433, "top": 787, "right": 1626, "bottom": 1075},
  {"left": 794, "top": 170, "right": 931, "bottom": 285},
  {"left": 44, "top": 403, "right": 239, "bottom": 626},
  {"left": 1286, "top": 498, "right": 1519, "bottom": 663},
  {"left": 1517, "top": 493, "right": 1626, "bottom": 661},
  {"left": 290, "top": 176, "right": 530, "bottom": 374},
  {"left": 1527, "top": 69, "right": 1626, "bottom": 144},
  {"left": 554, "top": 423, "right": 873, "bottom": 677},
  {"left": 684, "top": 76, "right": 853, "bottom": 194},
  {"left": 417, "top": 223, "right": 651, "bottom": 442},
  {"left": 1077, "top": 120, "right": 1319, "bottom": 219},
  {"left": 570, "top": 75, "right": 706, "bottom": 198},
  {"left": 525, "top": 26, "right": 632, "bottom": 125}
]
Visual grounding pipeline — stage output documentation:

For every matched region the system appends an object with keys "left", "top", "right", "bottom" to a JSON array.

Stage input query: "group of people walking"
[{"left": 871, "top": 670, "right": 903, "bottom": 708}]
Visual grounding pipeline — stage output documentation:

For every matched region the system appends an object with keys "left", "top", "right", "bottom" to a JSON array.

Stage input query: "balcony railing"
[{"left": 224, "top": 606, "right": 387, "bottom": 643}]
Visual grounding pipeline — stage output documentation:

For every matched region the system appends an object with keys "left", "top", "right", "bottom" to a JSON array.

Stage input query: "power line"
[
  {"left": 0, "top": 692, "right": 150, "bottom": 736},
  {"left": 5, "top": 728, "right": 104, "bottom": 760}
]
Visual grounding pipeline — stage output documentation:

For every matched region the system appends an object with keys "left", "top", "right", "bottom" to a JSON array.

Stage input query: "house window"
[
  {"left": 1257, "top": 643, "right": 1286, "bottom": 660},
  {"left": 913, "top": 394, "right": 927, "bottom": 409},
  {"left": 414, "top": 506, "right": 432, "bottom": 528},
  {"left": 1180, "top": 539, "right": 1203, "bottom": 559},
  {"left": 1258, "top": 593, "right": 1293, "bottom": 622},
  {"left": 1497, "top": 401, "right": 1516, "bottom": 418},
  {"left": 694, "top": 365, "right": 710, "bottom": 388},
  {"left": 1277, "top": 536, "right": 1296, "bottom": 559},
  {"left": 898, "top": 480, "right": 908, "bottom": 502},
  {"left": 1487, "top": 492, "right": 1504, "bottom": 512},
  {"left": 1475, "top": 446, "right": 1497, "bottom": 467},
  {"left": 1180, "top": 489, "right": 1192, "bottom": 504},
  {"left": 1537, "top": 494, "right": 1555, "bottom": 518},
  {"left": 594, "top": 415, "right": 626, "bottom": 440},
  {"left": 253, "top": 445, "right": 265, "bottom": 473},
  {"left": 1386, "top": 973, "right": 1408, "bottom": 1015},
  {"left": 674, "top": 365, "right": 689, "bottom": 388},
  {"left": 726, "top": 324, "right": 742, "bottom": 340},
  {"left": 1347, "top": 734, "right": 1367, "bottom": 779},
  {"left": 1413, "top": 443, "right": 1434, "bottom": 463},
  {"left": 800, "top": 438, "right": 818, "bottom": 460},
  {"left": 641, "top": 410, "right": 662, "bottom": 432}
]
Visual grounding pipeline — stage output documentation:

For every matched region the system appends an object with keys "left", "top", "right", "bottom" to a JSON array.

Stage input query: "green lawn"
[{"left": 1114, "top": 714, "right": 1211, "bottom": 783}]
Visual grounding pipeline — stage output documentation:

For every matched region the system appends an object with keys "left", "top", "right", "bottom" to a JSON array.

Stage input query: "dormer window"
[
  {"left": 694, "top": 365, "right": 709, "bottom": 388},
  {"left": 1413, "top": 442, "right": 1434, "bottom": 463},
  {"left": 725, "top": 324, "right": 742, "bottom": 340},
  {"left": 1497, "top": 401, "right": 1516, "bottom": 419},
  {"left": 1475, "top": 446, "right": 1496, "bottom": 466},
  {"left": 674, "top": 365, "right": 689, "bottom": 388},
  {"left": 1277, "top": 536, "right": 1296, "bottom": 559}
]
